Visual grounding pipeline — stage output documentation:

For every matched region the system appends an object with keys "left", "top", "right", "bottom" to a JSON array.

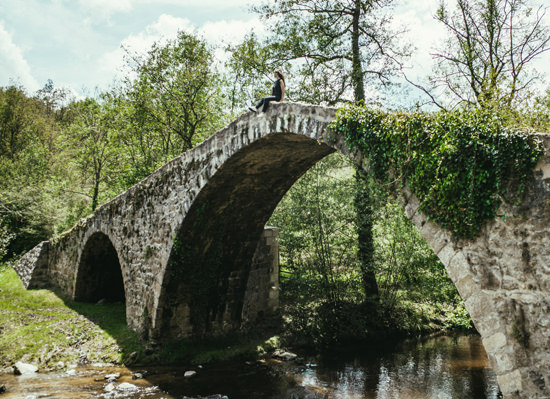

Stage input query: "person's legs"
[
  {"left": 257, "top": 96, "right": 277, "bottom": 112},
  {"left": 255, "top": 97, "right": 265, "bottom": 109}
]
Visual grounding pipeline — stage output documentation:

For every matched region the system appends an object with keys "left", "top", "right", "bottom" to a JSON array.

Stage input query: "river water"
[{"left": 0, "top": 334, "right": 500, "bottom": 399}]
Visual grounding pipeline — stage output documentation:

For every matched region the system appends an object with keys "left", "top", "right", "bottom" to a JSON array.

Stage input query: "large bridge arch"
[
  {"left": 13, "top": 103, "right": 550, "bottom": 398},
  {"left": 155, "top": 133, "right": 335, "bottom": 338}
]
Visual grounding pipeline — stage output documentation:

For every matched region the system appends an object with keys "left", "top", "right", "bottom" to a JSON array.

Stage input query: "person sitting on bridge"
[{"left": 249, "top": 69, "right": 285, "bottom": 113}]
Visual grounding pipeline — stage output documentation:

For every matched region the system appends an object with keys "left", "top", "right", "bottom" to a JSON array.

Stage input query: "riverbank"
[
  {"left": 0, "top": 263, "right": 473, "bottom": 374},
  {"left": 0, "top": 265, "right": 280, "bottom": 373},
  {"left": 0, "top": 334, "right": 499, "bottom": 399}
]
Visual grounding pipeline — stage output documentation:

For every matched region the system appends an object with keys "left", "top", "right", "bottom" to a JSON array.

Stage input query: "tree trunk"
[
  {"left": 355, "top": 167, "right": 379, "bottom": 302},
  {"left": 351, "top": 0, "right": 378, "bottom": 301},
  {"left": 351, "top": 0, "right": 366, "bottom": 103}
]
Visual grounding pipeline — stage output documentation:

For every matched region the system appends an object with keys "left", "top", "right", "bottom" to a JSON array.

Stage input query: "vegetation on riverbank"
[
  {"left": 0, "top": 265, "right": 284, "bottom": 372},
  {"left": 0, "top": 265, "right": 140, "bottom": 371},
  {"left": 0, "top": 255, "right": 470, "bottom": 372},
  {"left": 269, "top": 153, "right": 474, "bottom": 348}
]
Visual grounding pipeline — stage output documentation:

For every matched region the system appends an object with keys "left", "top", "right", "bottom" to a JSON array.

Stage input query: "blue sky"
[{"left": 1, "top": 0, "right": 549, "bottom": 101}]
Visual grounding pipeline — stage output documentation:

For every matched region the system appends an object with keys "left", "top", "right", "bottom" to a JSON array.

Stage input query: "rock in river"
[{"left": 13, "top": 362, "right": 38, "bottom": 375}]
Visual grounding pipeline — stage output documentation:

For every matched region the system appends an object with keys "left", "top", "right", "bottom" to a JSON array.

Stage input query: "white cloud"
[
  {"left": 99, "top": 14, "right": 263, "bottom": 77},
  {"left": 392, "top": 0, "right": 445, "bottom": 81},
  {"left": 79, "top": 0, "right": 133, "bottom": 21},
  {"left": 99, "top": 14, "right": 194, "bottom": 76},
  {"left": 199, "top": 18, "right": 264, "bottom": 45},
  {"left": 0, "top": 21, "right": 39, "bottom": 90}
]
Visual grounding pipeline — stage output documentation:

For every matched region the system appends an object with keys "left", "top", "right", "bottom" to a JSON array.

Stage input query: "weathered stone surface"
[
  {"left": 12, "top": 241, "right": 49, "bottom": 289},
  {"left": 241, "top": 227, "right": 280, "bottom": 328},
  {"left": 11, "top": 103, "right": 550, "bottom": 398}
]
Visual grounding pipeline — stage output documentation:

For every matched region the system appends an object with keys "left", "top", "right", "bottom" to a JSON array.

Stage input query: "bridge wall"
[{"left": 12, "top": 103, "right": 550, "bottom": 398}]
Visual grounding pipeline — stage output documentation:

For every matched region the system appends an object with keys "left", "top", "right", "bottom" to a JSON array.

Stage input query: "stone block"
[
  {"left": 447, "top": 251, "right": 471, "bottom": 283},
  {"left": 483, "top": 332, "right": 508, "bottom": 354},
  {"left": 405, "top": 196, "right": 420, "bottom": 220},
  {"left": 465, "top": 291, "right": 500, "bottom": 337},
  {"left": 455, "top": 275, "right": 477, "bottom": 301},
  {"left": 497, "top": 370, "right": 523, "bottom": 396}
]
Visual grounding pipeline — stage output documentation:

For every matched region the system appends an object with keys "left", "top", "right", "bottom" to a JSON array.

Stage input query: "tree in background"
[
  {"left": 429, "top": 0, "right": 550, "bottom": 109},
  {"left": 122, "top": 31, "right": 226, "bottom": 158},
  {"left": 224, "top": 33, "right": 285, "bottom": 115},
  {"left": 0, "top": 85, "right": 60, "bottom": 257},
  {"left": 270, "top": 153, "right": 362, "bottom": 304},
  {"left": 63, "top": 97, "right": 120, "bottom": 212},
  {"left": 251, "top": 0, "right": 408, "bottom": 105},
  {"left": 251, "top": 0, "right": 410, "bottom": 301}
]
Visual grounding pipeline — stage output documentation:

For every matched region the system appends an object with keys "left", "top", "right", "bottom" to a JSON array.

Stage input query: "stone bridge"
[{"left": 12, "top": 103, "right": 550, "bottom": 398}]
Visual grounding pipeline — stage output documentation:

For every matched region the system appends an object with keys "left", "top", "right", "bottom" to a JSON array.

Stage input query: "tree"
[
  {"left": 63, "top": 97, "right": 119, "bottom": 211},
  {"left": 430, "top": 0, "right": 550, "bottom": 109},
  {"left": 123, "top": 31, "right": 226, "bottom": 157},
  {"left": 269, "top": 153, "right": 363, "bottom": 304},
  {"left": 0, "top": 86, "right": 60, "bottom": 257},
  {"left": 224, "top": 33, "right": 288, "bottom": 115},
  {"left": 252, "top": 0, "right": 408, "bottom": 105}
]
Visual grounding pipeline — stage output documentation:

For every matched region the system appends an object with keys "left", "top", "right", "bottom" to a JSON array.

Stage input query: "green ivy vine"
[{"left": 330, "top": 105, "right": 545, "bottom": 240}]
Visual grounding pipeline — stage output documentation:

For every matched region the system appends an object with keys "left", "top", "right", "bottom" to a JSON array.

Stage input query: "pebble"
[
  {"left": 118, "top": 382, "right": 138, "bottom": 391},
  {"left": 104, "top": 382, "right": 115, "bottom": 392},
  {"left": 272, "top": 349, "right": 298, "bottom": 361},
  {"left": 132, "top": 372, "right": 144, "bottom": 380},
  {"left": 184, "top": 370, "right": 197, "bottom": 378},
  {"left": 105, "top": 372, "right": 121, "bottom": 382}
]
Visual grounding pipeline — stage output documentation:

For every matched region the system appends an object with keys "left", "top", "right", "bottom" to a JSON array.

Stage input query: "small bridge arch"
[
  {"left": 13, "top": 103, "right": 550, "bottom": 398},
  {"left": 74, "top": 231, "right": 125, "bottom": 303}
]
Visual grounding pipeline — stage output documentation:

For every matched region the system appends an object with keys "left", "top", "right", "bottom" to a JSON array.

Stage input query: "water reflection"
[
  {"left": 0, "top": 334, "right": 500, "bottom": 398},
  {"left": 295, "top": 334, "right": 500, "bottom": 399}
]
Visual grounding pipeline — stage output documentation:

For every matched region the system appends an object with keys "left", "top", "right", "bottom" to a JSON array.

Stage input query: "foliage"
[
  {"left": 62, "top": 97, "right": 120, "bottom": 211},
  {"left": 252, "top": 0, "right": 408, "bottom": 104},
  {"left": 429, "top": 0, "right": 550, "bottom": 109},
  {"left": 332, "top": 105, "right": 545, "bottom": 239},
  {"left": 270, "top": 153, "right": 471, "bottom": 346},
  {"left": 224, "top": 33, "right": 285, "bottom": 114},
  {"left": 269, "top": 153, "right": 363, "bottom": 304},
  {"left": 373, "top": 201, "right": 454, "bottom": 308},
  {"left": 0, "top": 265, "right": 143, "bottom": 369},
  {"left": 0, "top": 85, "right": 62, "bottom": 257},
  {"left": 122, "top": 31, "right": 226, "bottom": 154}
]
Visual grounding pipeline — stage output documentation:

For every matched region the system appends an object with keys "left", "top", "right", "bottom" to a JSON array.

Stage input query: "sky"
[{"left": 1, "top": 0, "right": 549, "bottom": 101}]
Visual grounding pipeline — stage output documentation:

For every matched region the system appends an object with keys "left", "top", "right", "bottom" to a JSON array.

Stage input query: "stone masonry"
[{"left": 12, "top": 102, "right": 550, "bottom": 398}]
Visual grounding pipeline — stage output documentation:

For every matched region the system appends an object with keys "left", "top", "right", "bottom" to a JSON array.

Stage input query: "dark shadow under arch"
[
  {"left": 74, "top": 232, "right": 125, "bottom": 303},
  {"left": 155, "top": 133, "right": 335, "bottom": 339}
]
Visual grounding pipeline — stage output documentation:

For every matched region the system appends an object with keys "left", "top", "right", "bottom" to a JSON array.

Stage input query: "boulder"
[
  {"left": 13, "top": 362, "right": 38, "bottom": 375},
  {"left": 104, "top": 383, "right": 115, "bottom": 392},
  {"left": 104, "top": 372, "right": 120, "bottom": 382},
  {"left": 272, "top": 349, "right": 298, "bottom": 361}
]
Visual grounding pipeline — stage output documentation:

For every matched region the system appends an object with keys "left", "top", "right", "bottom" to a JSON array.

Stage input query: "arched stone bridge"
[{"left": 13, "top": 103, "right": 550, "bottom": 398}]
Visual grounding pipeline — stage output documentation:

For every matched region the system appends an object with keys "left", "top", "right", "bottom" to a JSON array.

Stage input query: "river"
[{"left": 0, "top": 334, "right": 500, "bottom": 398}]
